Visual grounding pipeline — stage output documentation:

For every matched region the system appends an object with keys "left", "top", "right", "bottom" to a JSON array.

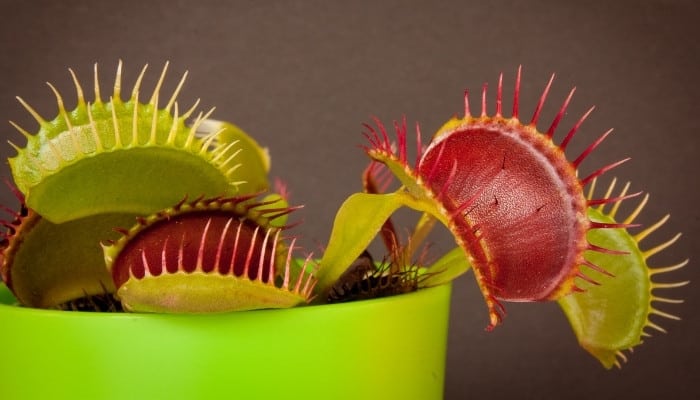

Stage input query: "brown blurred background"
[{"left": 1, "top": 1, "right": 698, "bottom": 399}]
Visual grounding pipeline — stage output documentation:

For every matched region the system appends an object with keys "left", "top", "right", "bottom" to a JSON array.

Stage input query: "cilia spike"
[{"left": 331, "top": 68, "right": 652, "bottom": 331}]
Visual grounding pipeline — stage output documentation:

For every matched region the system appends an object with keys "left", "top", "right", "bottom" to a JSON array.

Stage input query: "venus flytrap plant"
[
  {"left": 314, "top": 68, "right": 687, "bottom": 366},
  {"left": 1, "top": 61, "right": 314, "bottom": 312},
  {"left": 0, "top": 63, "right": 687, "bottom": 371}
]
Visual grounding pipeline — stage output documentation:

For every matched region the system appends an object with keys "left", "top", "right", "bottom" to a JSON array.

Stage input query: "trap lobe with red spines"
[
  {"left": 104, "top": 196, "right": 316, "bottom": 313},
  {"left": 418, "top": 101, "right": 589, "bottom": 301},
  {"left": 364, "top": 69, "right": 628, "bottom": 328}
]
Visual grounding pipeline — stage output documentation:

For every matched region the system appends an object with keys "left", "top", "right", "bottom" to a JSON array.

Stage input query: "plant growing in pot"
[{"left": 0, "top": 63, "right": 687, "bottom": 399}]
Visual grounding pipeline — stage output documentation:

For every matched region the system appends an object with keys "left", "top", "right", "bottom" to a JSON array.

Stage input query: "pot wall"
[{"left": 0, "top": 283, "right": 451, "bottom": 400}]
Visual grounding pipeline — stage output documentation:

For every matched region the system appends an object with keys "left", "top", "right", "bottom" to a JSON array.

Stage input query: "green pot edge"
[{"left": 0, "top": 282, "right": 452, "bottom": 400}]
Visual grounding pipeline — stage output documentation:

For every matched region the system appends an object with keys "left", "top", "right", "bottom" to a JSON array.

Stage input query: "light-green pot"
[{"left": 0, "top": 283, "right": 451, "bottom": 400}]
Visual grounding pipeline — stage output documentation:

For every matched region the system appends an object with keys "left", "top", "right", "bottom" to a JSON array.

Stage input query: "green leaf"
[
  {"left": 25, "top": 147, "right": 240, "bottom": 223},
  {"left": 197, "top": 119, "right": 270, "bottom": 194},
  {"left": 421, "top": 246, "right": 472, "bottom": 287},
  {"left": 315, "top": 192, "right": 406, "bottom": 297},
  {"left": 257, "top": 192, "right": 291, "bottom": 228},
  {"left": 3, "top": 212, "right": 138, "bottom": 308},
  {"left": 117, "top": 272, "right": 308, "bottom": 313},
  {"left": 315, "top": 187, "right": 473, "bottom": 299},
  {"left": 558, "top": 207, "right": 652, "bottom": 369}
]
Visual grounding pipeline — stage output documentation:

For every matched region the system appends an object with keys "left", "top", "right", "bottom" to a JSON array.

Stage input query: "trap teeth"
[
  {"left": 104, "top": 196, "right": 315, "bottom": 313},
  {"left": 8, "top": 62, "right": 256, "bottom": 224}
]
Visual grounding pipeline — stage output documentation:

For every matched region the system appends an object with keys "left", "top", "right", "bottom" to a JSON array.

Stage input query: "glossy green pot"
[{"left": 0, "top": 283, "right": 451, "bottom": 400}]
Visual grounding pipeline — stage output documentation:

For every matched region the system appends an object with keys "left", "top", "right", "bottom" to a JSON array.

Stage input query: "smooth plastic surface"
[{"left": 0, "top": 283, "right": 451, "bottom": 400}]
